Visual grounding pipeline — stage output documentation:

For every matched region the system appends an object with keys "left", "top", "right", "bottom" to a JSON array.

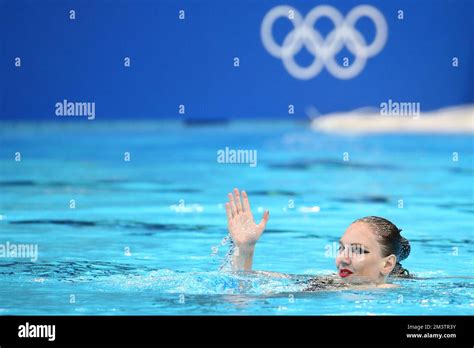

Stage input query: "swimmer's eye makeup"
[{"left": 338, "top": 242, "right": 370, "bottom": 255}]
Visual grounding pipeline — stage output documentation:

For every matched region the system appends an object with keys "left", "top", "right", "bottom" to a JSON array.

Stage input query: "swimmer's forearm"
[{"left": 231, "top": 245, "right": 255, "bottom": 271}]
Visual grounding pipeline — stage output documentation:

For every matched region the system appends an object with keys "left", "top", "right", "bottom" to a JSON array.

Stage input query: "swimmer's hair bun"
[{"left": 398, "top": 236, "right": 411, "bottom": 261}]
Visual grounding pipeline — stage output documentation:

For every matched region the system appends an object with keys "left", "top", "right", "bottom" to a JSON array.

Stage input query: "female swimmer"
[{"left": 225, "top": 188, "right": 411, "bottom": 290}]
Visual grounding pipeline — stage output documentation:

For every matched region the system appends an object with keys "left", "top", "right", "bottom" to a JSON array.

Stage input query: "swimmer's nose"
[
  {"left": 336, "top": 258, "right": 348, "bottom": 273},
  {"left": 337, "top": 253, "right": 351, "bottom": 267},
  {"left": 340, "top": 259, "right": 351, "bottom": 267}
]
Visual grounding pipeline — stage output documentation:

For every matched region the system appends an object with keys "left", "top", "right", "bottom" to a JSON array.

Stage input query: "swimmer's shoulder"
[
  {"left": 304, "top": 274, "right": 349, "bottom": 291},
  {"left": 376, "top": 283, "right": 400, "bottom": 288}
]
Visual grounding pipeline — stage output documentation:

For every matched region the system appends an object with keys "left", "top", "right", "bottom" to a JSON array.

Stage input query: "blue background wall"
[{"left": 1, "top": 0, "right": 473, "bottom": 120}]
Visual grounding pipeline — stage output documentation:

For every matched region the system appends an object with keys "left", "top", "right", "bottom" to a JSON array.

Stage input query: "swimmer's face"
[{"left": 335, "top": 221, "right": 396, "bottom": 284}]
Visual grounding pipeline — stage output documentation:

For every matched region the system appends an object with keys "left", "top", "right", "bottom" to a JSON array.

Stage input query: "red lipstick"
[{"left": 339, "top": 269, "right": 353, "bottom": 278}]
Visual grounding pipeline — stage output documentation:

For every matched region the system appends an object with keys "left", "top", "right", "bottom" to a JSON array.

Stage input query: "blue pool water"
[{"left": 0, "top": 121, "right": 473, "bottom": 315}]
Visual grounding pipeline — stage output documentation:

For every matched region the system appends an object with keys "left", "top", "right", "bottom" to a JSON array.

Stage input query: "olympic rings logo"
[{"left": 260, "top": 5, "right": 388, "bottom": 80}]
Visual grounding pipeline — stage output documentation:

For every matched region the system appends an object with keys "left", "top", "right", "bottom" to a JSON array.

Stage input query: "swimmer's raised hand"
[
  {"left": 225, "top": 188, "right": 269, "bottom": 271},
  {"left": 226, "top": 188, "right": 269, "bottom": 247}
]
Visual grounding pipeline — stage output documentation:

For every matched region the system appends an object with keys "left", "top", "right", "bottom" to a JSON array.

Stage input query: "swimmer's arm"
[
  {"left": 231, "top": 245, "right": 256, "bottom": 271},
  {"left": 252, "top": 270, "right": 292, "bottom": 279},
  {"left": 225, "top": 188, "right": 269, "bottom": 272}
]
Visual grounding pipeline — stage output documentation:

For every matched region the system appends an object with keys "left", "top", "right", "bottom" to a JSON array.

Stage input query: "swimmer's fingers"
[
  {"left": 257, "top": 210, "right": 270, "bottom": 230},
  {"left": 233, "top": 188, "right": 243, "bottom": 213},
  {"left": 242, "top": 190, "right": 251, "bottom": 213},
  {"left": 228, "top": 192, "right": 237, "bottom": 216},
  {"left": 225, "top": 203, "right": 233, "bottom": 221}
]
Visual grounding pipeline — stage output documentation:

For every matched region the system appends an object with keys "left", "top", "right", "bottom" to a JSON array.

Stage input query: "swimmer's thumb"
[{"left": 258, "top": 210, "right": 270, "bottom": 230}]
